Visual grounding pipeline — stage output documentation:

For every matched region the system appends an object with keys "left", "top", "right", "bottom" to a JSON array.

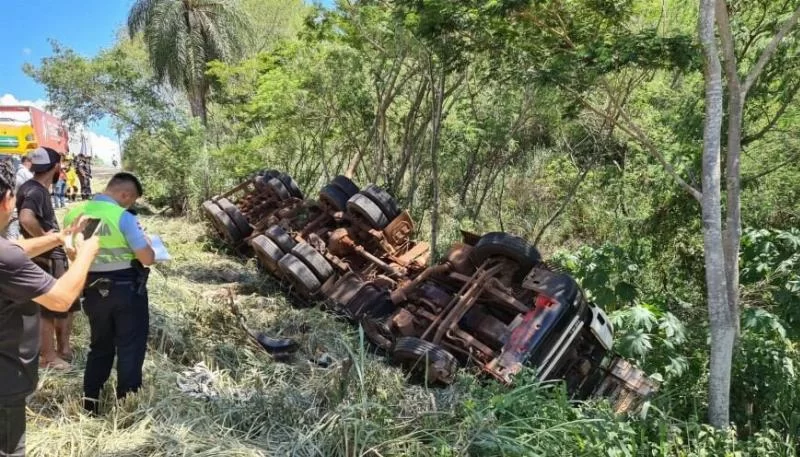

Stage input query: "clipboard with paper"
[{"left": 149, "top": 235, "right": 171, "bottom": 263}]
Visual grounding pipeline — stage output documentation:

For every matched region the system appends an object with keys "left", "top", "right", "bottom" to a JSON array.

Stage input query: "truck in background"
[{"left": 0, "top": 106, "right": 70, "bottom": 157}]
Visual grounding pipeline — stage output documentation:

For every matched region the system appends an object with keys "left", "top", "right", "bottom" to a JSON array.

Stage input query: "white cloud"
[
  {"left": 22, "top": 48, "right": 31, "bottom": 56},
  {"left": 0, "top": 93, "right": 48, "bottom": 111},
  {"left": 73, "top": 131, "right": 120, "bottom": 165},
  {"left": 1, "top": 93, "right": 119, "bottom": 164}
]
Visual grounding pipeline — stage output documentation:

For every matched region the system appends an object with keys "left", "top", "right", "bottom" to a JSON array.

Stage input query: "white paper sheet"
[{"left": 149, "top": 235, "right": 171, "bottom": 262}]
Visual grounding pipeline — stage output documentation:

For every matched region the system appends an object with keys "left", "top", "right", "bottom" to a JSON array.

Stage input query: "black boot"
[{"left": 83, "top": 397, "right": 100, "bottom": 416}]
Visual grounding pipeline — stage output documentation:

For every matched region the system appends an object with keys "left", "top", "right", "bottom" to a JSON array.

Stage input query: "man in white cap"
[{"left": 16, "top": 147, "right": 77, "bottom": 369}]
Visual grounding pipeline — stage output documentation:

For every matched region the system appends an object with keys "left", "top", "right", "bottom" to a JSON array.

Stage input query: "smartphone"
[{"left": 81, "top": 218, "right": 103, "bottom": 239}]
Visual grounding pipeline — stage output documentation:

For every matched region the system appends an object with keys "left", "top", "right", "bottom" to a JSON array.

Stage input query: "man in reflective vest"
[{"left": 63, "top": 172, "right": 155, "bottom": 414}]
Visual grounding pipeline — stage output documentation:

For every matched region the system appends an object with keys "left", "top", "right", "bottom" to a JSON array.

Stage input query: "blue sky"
[
  {"left": 0, "top": 0, "right": 134, "bottom": 160},
  {"left": 0, "top": 0, "right": 333, "bottom": 162}
]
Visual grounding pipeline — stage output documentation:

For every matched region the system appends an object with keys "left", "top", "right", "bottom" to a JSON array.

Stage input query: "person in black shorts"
[
  {"left": 16, "top": 147, "right": 77, "bottom": 369},
  {"left": 0, "top": 168, "right": 99, "bottom": 456}
]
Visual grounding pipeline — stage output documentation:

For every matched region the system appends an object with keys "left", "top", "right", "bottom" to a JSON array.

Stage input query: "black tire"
[
  {"left": 469, "top": 232, "right": 542, "bottom": 278},
  {"left": 276, "top": 173, "right": 303, "bottom": 199},
  {"left": 265, "top": 177, "right": 291, "bottom": 200},
  {"left": 258, "top": 169, "right": 280, "bottom": 178},
  {"left": 217, "top": 198, "right": 253, "bottom": 238},
  {"left": 206, "top": 201, "right": 243, "bottom": 245},
  {"left": 347, "top": 193, "right": 389, "bottom": 229},
  {"left": 251, "top": 235, "right": 284, "bottom": 272},
  {"left": 278, "top": 253, "right": 322, "bottom": 293},
  {"left": 393, "top": 337, "right": 458, "bottom": 384},
  {"left": 291, "top": 242, "right": 334, "bottom": 281},
  {"left": 264, "top": 225, "right": 296, "bottom": 253},
  {"left": 360, "top": 184, "right": 400, "bottom": 221},
  {"left": 201, "top": 200, "right": 218, "bottom": 220},
  {"left": 319, "top": 184, "right": 350, "bottom": 212},
  {"left": 331, "top": 175, "right": 359, "bottom": 198}
]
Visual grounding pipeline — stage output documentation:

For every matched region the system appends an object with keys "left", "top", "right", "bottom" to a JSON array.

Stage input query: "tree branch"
[
  {"left": 742, "top": 79, "right": 800, "bottom": 145},
  {"left": 568, "top": 84, "right": 703, "bottom": 201},
  {"left": 742, "top": 149, "right": 800, "bottom": 182},
  {"left": 741, "top": 3, "right": 800, "bottom": 98}
]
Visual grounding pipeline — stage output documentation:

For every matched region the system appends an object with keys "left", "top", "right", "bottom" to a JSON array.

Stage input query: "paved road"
[{"left": 93, "top": 166, "right": 119, "bottom": 180}]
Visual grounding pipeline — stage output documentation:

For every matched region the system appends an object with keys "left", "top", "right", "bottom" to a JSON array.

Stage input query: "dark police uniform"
[{"left": 64, "top": 196, "right": 150, "bottom": 407}]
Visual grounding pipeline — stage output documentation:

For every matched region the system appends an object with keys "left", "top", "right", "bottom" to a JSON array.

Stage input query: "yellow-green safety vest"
[{"left": 64, "top": 200, "right": 136, "bottom": 272}]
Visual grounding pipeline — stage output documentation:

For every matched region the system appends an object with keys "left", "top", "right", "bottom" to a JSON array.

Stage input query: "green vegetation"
[
  {"left": 28, "top": 215, "right": 798, "bottom": 456},
  {"left": 24, "top": 0, "right": 800, "bottom": 454}
]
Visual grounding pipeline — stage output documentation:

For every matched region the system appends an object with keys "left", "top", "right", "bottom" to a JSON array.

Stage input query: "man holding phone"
[
  {"left": 63, "top": 172, "right": 155, "bottom": 414},
  {"left": 0, "top": 170, "right": 99, "bottom": 456},
  {"left": 16, "top": 147, "right": 77, "bottom": 369}
]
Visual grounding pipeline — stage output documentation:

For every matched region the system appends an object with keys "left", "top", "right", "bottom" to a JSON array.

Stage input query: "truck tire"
[
  {"left": 278, "top": 253, "right": 322, "bottom": 293},
  {"left": 319, "top": 184, "right": 350, "bottom": 212},
  {"left": 265, "top": 177, "right": 291, "bottom": 201},
  {"left": 251, "top": 235, "right": 284, "bottom": 273},
  {"left": 257, "top": 169, "right": 280, "bottom": 178},
  {"left": 276, "top": 173, "right": 303, "bottom": 199},
  {"left": 206, "top": 201, "right": 243, "bottom": 245},
  {"left": 201, "top": 200, "right": 218, "bottom": 221},
  {"left": 264, "top": 225, "right": 296, "bottom": 253},
  {"left": 331, "top": 175, "right": 359, "bottom": 198},
  {"left": 217, "top": 198, "right": 253, "bottom": 238},
  {"left": 347, "top": 193, "right": 389, "bottom": 229},
  {"left": 393, "top": 337, "right": 458, "bottom": 384},
  {"left": 290, "top": 242, "right": 334, "bottom": 282},
  {"left": 360, "top": 184, "right": 400, "bottom": 221},
  {"left": 469, "top": 232, "right": 542, "bottom": 279}
]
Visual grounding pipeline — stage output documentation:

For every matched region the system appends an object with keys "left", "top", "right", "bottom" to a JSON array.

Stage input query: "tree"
[{"left": 127, "top": 0, "right": 247, "bottom": 125}]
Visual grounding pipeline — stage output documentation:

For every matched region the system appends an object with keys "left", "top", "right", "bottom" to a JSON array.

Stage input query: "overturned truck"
[{"left": 202, "top": 172, "right": 658, "bottom": 413}]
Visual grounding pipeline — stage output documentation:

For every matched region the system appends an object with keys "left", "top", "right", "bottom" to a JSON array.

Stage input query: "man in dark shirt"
[
  {"left": 0, "top": 169, "right": 98, "bottom": 456},
  {"left": 16, "top": 147, "right": 78, "bottom": 369}
]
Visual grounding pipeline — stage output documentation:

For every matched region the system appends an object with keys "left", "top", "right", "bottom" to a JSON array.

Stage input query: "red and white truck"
[{"left": 0, "top": 105, "right": 70, "bottom": 156}]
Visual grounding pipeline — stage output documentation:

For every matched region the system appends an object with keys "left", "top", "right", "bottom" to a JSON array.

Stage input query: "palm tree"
[{"left": 128, "top": 0, "right": 246, "bottom": 125}]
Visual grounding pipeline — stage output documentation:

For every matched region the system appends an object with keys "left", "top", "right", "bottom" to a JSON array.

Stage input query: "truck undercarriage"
[{"left": 202, "top": 171, "right": 658, "bottom": 413}]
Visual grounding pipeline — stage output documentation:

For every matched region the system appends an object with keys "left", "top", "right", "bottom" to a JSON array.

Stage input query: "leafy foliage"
[{"left": 25, "top": 0, "right": 800, "bottom": 450}]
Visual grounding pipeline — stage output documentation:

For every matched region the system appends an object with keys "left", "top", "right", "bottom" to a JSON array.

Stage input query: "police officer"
[{"left": 63, "top": 172, "right": 155, "bottom": 414}]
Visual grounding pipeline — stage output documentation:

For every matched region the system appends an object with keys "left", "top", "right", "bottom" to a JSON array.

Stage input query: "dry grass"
[{"left": 27, "top": 214, "right": 468, "bottom": 457}]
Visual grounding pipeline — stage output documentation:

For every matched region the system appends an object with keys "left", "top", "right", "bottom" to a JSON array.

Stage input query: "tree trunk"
[
  {"left": 429, "top": 61, "right": 445, "bottom": 257},
  {"left": 189, "top": 87, "right": 208, "bottom": 126},
  {"left": 699, "top": 0, "right": 734, "bottom": 429},
  {"left": 715, "top": 0, "right": 743, "bottom": 340}
]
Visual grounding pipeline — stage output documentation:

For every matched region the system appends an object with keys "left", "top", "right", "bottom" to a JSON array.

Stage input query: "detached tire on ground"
[
  {"left": 264, "top": 225, "right": 296, "bottom": 253},
  {"left": 290, "top": 242, "right": 334, "bottom": 282},
  {"left": 469, "top": 232, "right": 542, "bottom": 279},
  {"left": 251, "top": 235, "right": 284, "bottom": 273},
  {"left": 278, "top": 253, "right": 322, "bottom": 294},
  {"left": 360, "top": 184, "right": 400, "bottom": 221},
  {"left": 331, "top": 175, "right": 359, "bottom": 198},
  {"left": 393, "top": 337, "right": 458, "bottom": 384},
  {"left": 347, "top": 193, "right": 390, "bottom": 229},
  {"left": 217, "top": 198, "right": 253, "bottom": 238},
  {"left": 319, "top": 184, "right": 350, "bottom": 212}
]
